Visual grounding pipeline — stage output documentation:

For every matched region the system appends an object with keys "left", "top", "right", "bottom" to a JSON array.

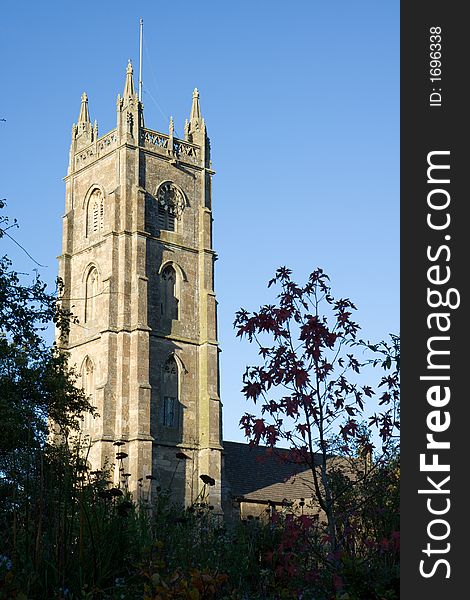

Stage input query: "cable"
[
  {"left": 0, "top": 227, "right": 48, "bottom": 268},
  {"left": 142, "top": 38, "right": 182, "bottom": 139}
]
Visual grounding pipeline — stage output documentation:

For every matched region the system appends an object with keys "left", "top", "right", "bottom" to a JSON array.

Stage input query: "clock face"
[{"left": 157, "top": 182, "right": 185, "bottom": 219}]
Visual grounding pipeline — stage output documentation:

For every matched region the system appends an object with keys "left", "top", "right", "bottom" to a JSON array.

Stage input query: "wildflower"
[
  {"left": 199, "top": 474, "right": 215, "bottom": 486},
  {"left": 176, "top": 451, "right": 190, "bottom": 459}
]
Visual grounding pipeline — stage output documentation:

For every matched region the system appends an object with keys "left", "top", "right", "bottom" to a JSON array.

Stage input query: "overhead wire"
[
  {"left": 1, "top": 227, "right": 48, "bottom": 268},
  {"left": 142, "top": 36, "right": 182, "bottom": 139}
]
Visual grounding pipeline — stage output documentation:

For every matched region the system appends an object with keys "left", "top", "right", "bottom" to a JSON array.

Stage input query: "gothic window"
[
  {"left": 161, "top": 265, "right": 179, "bottom": 320},
  {"left": 85, "top": 267, "right": 99, "bottom": 323},
  {"left": 87, "top": 189, "right": 104, "bottom": 236},
  {"left": 156, "top": 182, "right": 184, "bottom": 232},
  {"left": 160, "top": 357, "right": 179, "bottom": 428},
  {"left": 82, "top": 357, "right": 95, "bottom": 432}
]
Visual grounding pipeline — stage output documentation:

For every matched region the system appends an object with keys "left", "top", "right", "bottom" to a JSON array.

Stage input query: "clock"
[{"left": 157, "top": 181, "right": 185, "bottom": 219}]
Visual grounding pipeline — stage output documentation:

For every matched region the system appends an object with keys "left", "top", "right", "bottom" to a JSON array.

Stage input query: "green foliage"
[
  {"left": 0, "top": 205, "right": 94, "bottom": 452},
  {"left": 1, "top": 208, "right": 398, "bottom": 598},
  {"left": 1, "top": 470, "right": 399, "bottom": 598}
]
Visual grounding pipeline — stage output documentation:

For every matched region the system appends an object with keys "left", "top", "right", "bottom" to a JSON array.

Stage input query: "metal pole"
[{"left": 138, "top": 18, "right": 143, "bottom": 102}]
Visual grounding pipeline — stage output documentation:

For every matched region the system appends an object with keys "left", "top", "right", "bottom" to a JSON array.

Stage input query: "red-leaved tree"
[{"left": 234, "top": 267, "right": 399, "bottom": 554}]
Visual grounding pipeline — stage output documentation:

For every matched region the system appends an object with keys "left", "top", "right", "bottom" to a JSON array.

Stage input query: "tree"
[
  {"left": 0, "top": 200, "right": 93, "bottom": 457},
  {"left": 0, "top": 202, "right": 103, "bottom": 595},
  {"left": 234, "top": 267, "right": 399, "bottom": 555}
]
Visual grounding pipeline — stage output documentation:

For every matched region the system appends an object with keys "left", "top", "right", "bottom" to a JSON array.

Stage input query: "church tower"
[{"left": 58, "top": 62, "right": 222, "bottom": 508}]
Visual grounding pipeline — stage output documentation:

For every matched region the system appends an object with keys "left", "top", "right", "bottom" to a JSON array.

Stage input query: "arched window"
[
  {"left": 86, "top": 189, "right": 104, "bottom": 236},
  {"left": 82, "top": 356, "right": 95, "bottom": 432},
  {"left": 161, "top": 265, "right": 179, "bottom": 320},
  {"left": 85, "top": 267, "right": 99, "bottom": 323},
  {"left": 160, "top": 357, "right": 179, "bottom": 428},
  {"left": 156, "top": 182, "right": 185, "bottom": 232}
]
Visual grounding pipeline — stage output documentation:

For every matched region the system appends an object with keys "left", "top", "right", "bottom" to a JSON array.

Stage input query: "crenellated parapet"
[
  {"left": 140, "top": 128, "right": 201, "bottom": 166},
  {"left": 71, "top": 126, "right": 204, "bottom": 174},
  {"left": 73, "top": 129, "right": 118, "bottom": 172},
  {"left": 69, "top": 65, "right": 210, "bottom": 176}
]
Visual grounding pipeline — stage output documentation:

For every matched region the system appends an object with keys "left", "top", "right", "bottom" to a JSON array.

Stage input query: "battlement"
[
  {"left": 73, "top": 128, "right": 118, "bottom": 172},
  {"left": 72, "top": 126, "right": 202, "bottom": 174},
  {"left": 140, "top": 128, "right": 200, "bottom": 165},
  {"left": 70, "top": 63, "right": 208, "bottom": 176}
]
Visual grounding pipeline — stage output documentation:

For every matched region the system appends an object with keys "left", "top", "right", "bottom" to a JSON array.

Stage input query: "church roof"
[{"left": 222, "top": 440, "right": 323, "bottom": 503}]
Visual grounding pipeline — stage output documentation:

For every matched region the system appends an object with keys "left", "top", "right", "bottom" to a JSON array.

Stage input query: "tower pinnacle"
[
  {"left": 123, "top": 60, "right": 135, "bottom": 99},
  {"left": 190, "top": 88, "right": 201, "bottom": 123},
  {"left": 186, "top": 87, "right": 206, "bottom": 144},
  {"left": 78, "top": 92, "right": 90, "bottom": 124}
]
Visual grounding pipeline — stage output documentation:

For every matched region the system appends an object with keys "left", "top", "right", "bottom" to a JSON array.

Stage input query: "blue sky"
[{"left": 0, "top": 1, "right": 399, "bottom": 443}]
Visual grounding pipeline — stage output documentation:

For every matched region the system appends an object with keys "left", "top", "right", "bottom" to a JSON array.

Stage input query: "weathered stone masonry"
[{"left": 58, "top": 62, "right": 222, "bottom": 508}]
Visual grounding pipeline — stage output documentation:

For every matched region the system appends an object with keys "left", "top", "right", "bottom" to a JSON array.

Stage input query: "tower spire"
[
  {"left": 78, "top": 92, "right": 90, "bottom": 124},
  {"left": 123, "top": 60, "right": 135, "bottom": 99}
]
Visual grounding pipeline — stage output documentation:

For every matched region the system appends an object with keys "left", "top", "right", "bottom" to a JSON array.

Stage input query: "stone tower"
[{"left": 58, "top": 62, "right": 222, "bottom": 508}]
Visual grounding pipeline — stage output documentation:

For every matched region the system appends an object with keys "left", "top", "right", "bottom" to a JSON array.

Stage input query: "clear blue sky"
[{"left": 1, "top": 1, "right": 399, "bottom": 443}]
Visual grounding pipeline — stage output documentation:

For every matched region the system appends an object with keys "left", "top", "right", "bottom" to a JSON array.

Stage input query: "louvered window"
[
  {"left": 157, "top": 204, "right": 167, "bottom": 230},
  {"left": 156, "top": 181, "right": 184, "bottom": 232},
  {"left": 92, "top": 202, "right": 99, "bottom": 232},
  {"left": 160, "top": 358, "right": 179, "bottom": 428},
  {"left": 87, "top": 189, "right": 104, "bottom": 236},
  {"left": 157, "top": 203, "right": 176, "bottom": 232}
]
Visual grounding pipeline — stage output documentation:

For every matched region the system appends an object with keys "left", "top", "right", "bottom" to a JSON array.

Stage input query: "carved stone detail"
[{"left": 156, "top": 181, "right": 185, "bottom": 220}]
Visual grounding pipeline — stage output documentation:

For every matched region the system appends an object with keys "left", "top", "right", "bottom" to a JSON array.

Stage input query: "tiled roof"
[{"left": 223, "top": 440, "right": 322, "bottom": 503}]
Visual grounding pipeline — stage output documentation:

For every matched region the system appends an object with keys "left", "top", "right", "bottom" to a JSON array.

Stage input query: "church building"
[
  {"left": 58, "top": 62, "right": 317, "bottom": 518},
  {"left": 58, "top": 61, "right": 222, "bottom": 509}
]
